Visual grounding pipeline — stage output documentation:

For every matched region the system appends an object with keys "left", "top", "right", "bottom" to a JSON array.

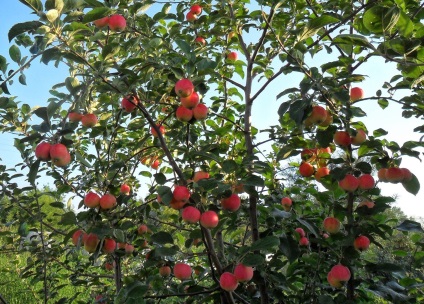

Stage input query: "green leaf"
[
  {"left": 0, "top": 55, "right": 7, "bottom": 73},
  {"left": 18, "top": 0, "right": 43, "bottom": 12},
  {"left": 82, "top": 7, "right": 111, "bottom": 24},
  {"left": 115, "top": 282, "right": 148, "bottom": 304},
  {"left": 402, "top": 174, "right": 420, "bottom": 195},
  {"left": 33, "top": 107, "right": 49, "bottom": 122},
  {"left": 279, "top": 233, "right": 300, "bottom": 263},
  {"left": 222, "top": 160, "right": 237, "bottom": 173},
  {"left": 59, "top": 212, "right": 77, "bottom": 225},
  {"left": 298, "top": 15, "right": 339, "bottom": 42},
  {"left": 243, "top": 174, "right": 265, "bottom": 187},
  {"left": 296, "top": 218, "right": 320, "bottom": 237},
  {"left": 28, "top": 159, "right": 40, "bottom": 185},
  {"left": 175, "top": 39, "right": 192, "bottom": 56},
  {"left": 332, "top": 34, "right": 375, "bottom": 49},
  {"left": 74, "top": 151, "right": 92, "bottom": 168},
  {"left": 157, "top": 186, "right": 173, "bottom": 205},
  {"left": 9, "top": 45, "right": 21, "bottom": 63},
  {"left": 396, "top": 220, "right": 423, "bottom": 233},
  {"left": 154, "top": 173, "right": 166, "bottom": 185},
  {"left": 250, "top": 236, "right": 280, "bottom": 252},
  {"left": 242, "top": 254, "right": 265, "bottom": 266},
  {"left": 8, "top": 21, "right": 44, "bottom": 42},
  {"left": 378, "top": 99, "right": 389, "bottom": 109},
  {"left": 277, "top": 101, "right": 291, "bottom": 117},
  {"left": 150, "top": 231, "right": 174, "bottom": 245},
  {"left": 155, "top": 246, "right": 178, "bottom": 257}
]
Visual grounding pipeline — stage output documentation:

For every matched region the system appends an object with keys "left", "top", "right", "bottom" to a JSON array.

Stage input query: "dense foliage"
[{"left": 0, "top": 0, "right": 423, "bottom": 303}]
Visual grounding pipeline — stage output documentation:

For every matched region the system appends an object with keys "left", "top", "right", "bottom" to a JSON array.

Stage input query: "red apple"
[
  {"left": 180, "top": 92, "right": 200, "bottom": 109},
  {"left": 84, "top": 191, "right": 101, "bottom": 208},
  {"left": 329, "top": 264, "right": 351, "bottom": 282},
  {"left": 151, "top": 124, "right": 166, "bottom": 137},
  {"left": 377, "top": 168, "right": 388, "bottom": 182},
  {"left": 299, "top": 162, "right": 315, "bottom": 177},
  {"left": 304, "top": 105, "right": 328, "bottom": 126},
  {"left": 93, "top": 16, "right": 109, "bottom": 28},
  {"left": 35, "top": 142, "right": 51, "bottom": 161},
  {"left": 227, "top": 51, "right": 238, "bottom": 61},
  {"left": 125, "top": 243, "right": 135, "bottom": 254},
  {"left": 138, "top": 224, "right": 149, "bottom": 235},
  {"left": 193, "top": 171, "right": 209, "bottom": 182},
  {"left": 170, "top": 198, "right": 187, "bottom": 210},
  {"left": 173, "top": 262, "right": 192, "bottom": 280},
  {"left": 159, "top": 265, "right": 171, "bottom": 277},
  {"left": 301, "top": 148, "right": 317, "bottom": 161},
  {"left": 186, "top": 11, "right": 197, "bottom": 22},
  {"left": 173, "top": 186, "right": 190, "bottom": 202},
  {"left": 190, "top": 4, "right": 202, "bottom": 15},
  {"left": 295, "top": 227, "right": 305, "bottom": 237},
  {"left": 151, "top": 159, "right": 161, "bottom": 169},
  {"left": 327, "top": 271, "right": 343, "bottom": 288},
  {"left": 72, "top": 229, "right": 86, "bottom": 246},
  {"left": 400, "top": 168, "right": 413, "bottom": 181},
  {"left": 339, "top": 174, "right": 359, "bottom": 192},
  {"left": 350, "top": 87, "right": 364, "bottom": 101},
  {"left": 351, "top": 129, "right": 367, "bottom": 145},
  {"left": 84, "top": 233, "right": 99, "bottom": 253},
  {"left": 200, "top": 211, "right": 219, "bottom": 229},
  {"left": 120, "top": 183, "right": 131, "bottom": 195},
  {"left": 299, "top": 237, "right": 309, "bottom": 246},
  {"left": 333, "top": 131, "right": 351, "bottom": 147},
  {"left": 181, "top": 206, "right": 201, "bottom": 223},
  {"left": 176, "top": 106, "right": 193, "bottom": 122},
  {"left": 175, "top": 79, "right": 194, "bottom": 98},
  {"left": 323, "top": 217, "right": 341, "bottom": 234},
  {"left": 234, "top": 264, "right": 254, "bottom": 282},
  {"left": 319, "top": 111, "right": 333, "bottom": 127},
  {"left": 81, "top": 113, "right": 98, "bottom": 128},
  {"left": 221, "top": 194, "right": 241, "bottom": 212},
  {"left": 314, "top": 167, "right": 330, "bottom": 182},
  {"left": 121, "top": 96, "right": 139, "bottom": 112},
  {"left": 102, "top": 238, "right": 116, "bottom": 254},
  {"left": 50, "top": 143, "right": 71, "bottom": 167},
  {"left": 105, "top": 262, "right": 114, "bottom": 271},
  {"left": 358, "top": 174, "right": 375, "bottom": 190},
  {"left": 220, "top": 272, "right": 238, "bottom": 291},
  {"left": 68, "top": 112, "right": 83, "bottom": 122},
  {"left": 194, "top": 36, "right": 206, "bottom": 46},
  {"left": 281, "top": 197, "right": 292, "bottom": 211},
  {"left": 193, "top": 103, "right": 208, "bottom": 120},
  {"left": 354, "top": 235, "right": 370, "bottom": 251},
  {"left": 108, "top": 14, "right": 126, "bottom": 31},
  {"left": 100, "top": 193, "right": 117, "bottom": 210},
  {"left": 385, "top": 167, "right": 404, "bottom": 183},
  {"left": 358, "top": 201, "right": 375, "bottom": 208}
]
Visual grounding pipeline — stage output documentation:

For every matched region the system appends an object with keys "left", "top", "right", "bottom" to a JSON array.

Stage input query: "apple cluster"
[
  {"left": 175, "top": 79, "right": 208, "bottom": 122},
  {"left": 219, "top": 263, "right": 254, "bottom": 292},
  {"left": 294, "top": 227, "right": 309, "bottom": 246},
  {"left": 186, "top": 4, "right": 202, "bottom": 22},
  {"left": 93, "top": 14, "right": 126, "bottom": 32},
  {"left": 35, "top": 142, "right": 71, "bottom": 167},
  {"left": 378, "top": 167, "right": 413, "bottom": 183},
  {"left": 83, "top": 191, "right": 117, "bottom": 210},
  {"left": 68, "top": 112, "right": 98, "bottom": 128},
  {"left": 298, "top": 147, "right": 332, "bottom": 181}
]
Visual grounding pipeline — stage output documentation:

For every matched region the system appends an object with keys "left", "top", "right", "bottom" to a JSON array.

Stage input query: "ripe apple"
[
  {"left": 159, "top": 265, "right": 171, "bottom": 277},
  {"left": 200, "top": 210, "right": 219, "bottom": 229},
  {"left": 304, "top": 105, "right": 328, "bottom": 126},
  {"left": 333, "top": 131, "right": 351, "bottom": 147},
  {"left": 121, "top": 96, "right": 139, "bottom": 112},
  {"left": 84, "top": 191, "right": 101, "bottom": 208},
  {"left": 170, "top": 198, "right": 187, "bottom": 210},
  {"left": 173, "top": 262, "right": 192, "bottom": 280},
  {"left": 180, "top": 92, "right": 200, "bottom": 109},
  {"left": 93, "top": 16, "right": 109, "bottom": 28},
  {"left": 354, "top": 235, "right": 370, "bottom": 251},
  {"left": 314, "top": 167, "right": 330, "bottom": 182},
  {"left": 299, "top": 237, "right": 309, "bottom": 246},
  {"left": 151, "top": 124, "right": 166, "bottom": 137},
  {"left": 377, "top": 168, "right": 388, "bottom": 182},
  {"left": 220, "top": 272, "right": 239, "bottom": 291},
  {"left": 102, "top": 238, "right": 116, "bottom": 254},
  {"left": 295, "top": 227, "right": 305, "bottom": 237},
  {"left": 84, "top": 233, "right": 99, "bottom": 253},
  {"left": 299, "top": 162, "right": 315, "bottom": 177},
  {"left": 385, "top": 167, "right": 404, "bottom": 183},
  {"left": 176, "top": 106, "right": 193, "bottom": 122},
  {"left": 190, "top": 4, "right": 202, "bottom": 15},
  {"left": 220, "top": 194, "right": 241, "bottom": 212},
  {"left": 227, "top": 51, "right": 238, "bottom": 61},
  {"left": 120, "top": 183, "right": 131, "bottom": 195},
  {"left": 327, "top": 272, "right": 343, "bottom": 288},
  {"left": 329, "top": 264, "right": 351, "bottom": 283},
  {"left": 108, "top": 14, "right": 126, "bottom": 31},
  {"left": 323, "top": 217, "right": 341, "bottom": 234},
  {"left": 68, "top": 112, "right": 83, "bottom": 122},
  {"left": 193, "top": 103, "right": 208, "bottom": 120},
  {"left": 138, "top": 224, "right": 149, "bottom": 235},
  {"left": 186, "top": 11, "right": 197, "bottom": 22},
  {"left": 95, "top": 295, "right": 107, "bottom": 304},
  {"left": 338, "top": 174, "right": 359, "bottom": 192},
  {"left": 281, "top": 197, "right": 292, "bottom": 211},
  {"left": 234, "top": 264, "right": 254, "bottom": 282},
  {"left": 319, "top": 111, "right": 333, "bottom": 127},
  {"left": 358, "top": 201, "right": 375, "bottom": 208},
  {"left": 351, "top": 129, "right": 367, "bottom": 145},
  {"left": 175, "top": 78, "right": 194, "bottom": 98},
  {"left": 173, "top": 186, "right": 191, "bottom": 202},
  {"left": 400, "top": 168, "right": 413, "bottom": 181},
  {"left": 350, "top": 87, "right": 364, "bottom": 101},
  {"left": 151, "top": 159, "right": 161, "bottom": 169},
  {"left": 100, "top": 193, "right": 117, "bottom": 210},
  {"left": 301, "top": 148, "right": 317, "bottom": 161},
  {"left": 193, "top": 171, "right": 209, "bottom": 182},
  {"left": 194, "top": 36, "right": 206, "bottom": 46},
  {"left": 49, "top": 143, "right": 71, "bottom": 167},
  {"left": 72, "top": 229, "right": 86, "bottom": 246},
  {"left": 181, "top": 206, "right": 201, "bottom": 223},
  {"left": 124, "top": 243, "right": 135, "bottom": 254},
  {"left": 35, "top": 142, "right": 51, "bottom": 161},
  {"left": 358, "top": 174, "right": 375, "bottom": 190},
  {"left": 105, "top": 262, "right": 114, "bottom": 271},
  {"left": 81, "top": 113, "right": 98, "bottom": 128}
]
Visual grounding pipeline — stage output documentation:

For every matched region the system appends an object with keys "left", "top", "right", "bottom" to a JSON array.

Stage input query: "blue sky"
[{"left": 0, "top": 1, "right": 423, "bottom": 218}]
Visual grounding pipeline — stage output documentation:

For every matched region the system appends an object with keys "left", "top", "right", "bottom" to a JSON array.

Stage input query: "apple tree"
[{"left": 0, "top": 0, "right": 424, "bottom": 303}]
